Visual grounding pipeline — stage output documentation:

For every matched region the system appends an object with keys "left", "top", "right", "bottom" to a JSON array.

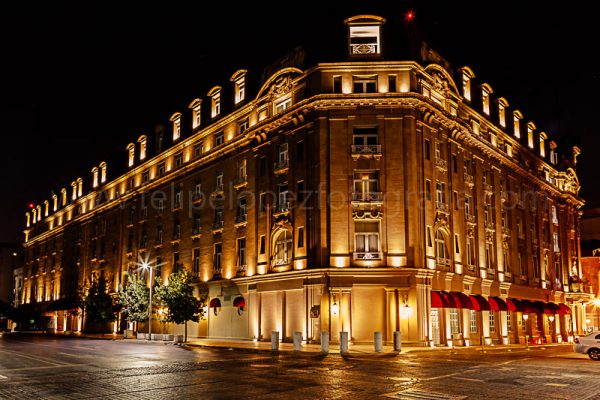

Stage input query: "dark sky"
[{"left": 1, "top": 1, "right": 599, "bottom": 243}]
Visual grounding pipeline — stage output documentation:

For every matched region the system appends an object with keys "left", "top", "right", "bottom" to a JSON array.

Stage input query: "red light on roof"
[
  {"left": 28, "top": 203, "right": 35, "bottom": 209},
  {"left": 405, "top": 10, "right": 415, "bottom": 22}
]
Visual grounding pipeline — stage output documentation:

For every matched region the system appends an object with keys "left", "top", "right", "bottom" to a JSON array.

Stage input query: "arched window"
[
  {"left": 435, "top": 230, "right": 448, "bottom": 264},
  {"left": 77, "top": 178, "right": 83, "bottom": 197},
  {"left": 99, "top": 162, "right": 107, "bottom": 183},
  {"left": 61, "top": 188, "right": 67, "bottom": 206},
  {"left": 126, "top": 143, "right": 135, "bottom": 167},
  {"left": 44, "top": 200, "right": 49, "bottom": 217},
  {"left": 92, "top": 167, "right": 99, "bottom": 188},
  {"left": 138, "top": 135, "right": 147, "bottom": 160},
  {"left": 188, "top": 98, "right": 202, "bottom": 129},
  {"left": 71, "top": 181, "right": 77, "bottom": 201},
  {"left": 52, "top": 194, "right": 58, "bottom": 211},
  {"left": 208, "top": 86, "right": 222, "bottom": 118},
  {"left": 170, "top": 113, "right": 181, "bottom": 141},
  {"left": 273, "top": 230, "right": 292, "bottom": 267},
  {"left": 26, "top": 212, "right": 31, "bottom": 227}
]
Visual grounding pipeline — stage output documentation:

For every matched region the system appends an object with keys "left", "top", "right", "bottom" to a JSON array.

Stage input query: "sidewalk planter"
[
  {"left": 124, "top": 329, "right": 134, "bottom": 339},
  {"left": 163, "top": 334, "right": 174, "bottom": 341},
  {"left": 151, "top": 333, "right": 162, "bottom": 341},
  {"left": 137, "top": 332, "right": 147, "bottom": 340},
  {"left": 173, "top": 334, "right": 184, "bottom": 343}
]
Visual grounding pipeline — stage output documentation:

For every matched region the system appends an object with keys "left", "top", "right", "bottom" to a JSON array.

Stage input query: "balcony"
[
  {"left": 350, "top": 43, "right": 378, "bottom": 55},
  {"left": 483, "top": 183, "right": 494, "bottom": 196},
  {"left": 502, "top": 226, "right": 511, "bottom": 238},
  {"left": 436, "top": 201, "right": 448, "bottom": 214},
  {"left": 466, "top": 214, "right": 476, "bottom": 225},
  {"left": 233, "top": 175, "right": 248, "bottom": 190},
  {"left": 211, "top": 184, "right": 224, "bottom": 198},
  {"left": 212, "top": 220, "right": 224, "bottom": 234},
  {"left": 273, "top": 159, "right": 289, "bottom": 175},
  {"left": 464, "top": 173, "right": 474, "bottom": 188},
  {"left": 237, "top": 264, "right": 247, "bottom": 274},
  {"left": 354, "top": 252, "right": 382, "bottom": 261},
  {"left": 436, "top": 257, "right": 451, "bottom": 267},
  {"left": 191, "top": 227, "right": 201, "bottom": 239},
  {"left": 273, "top": 201, "right": 291, "bottom": 217},
  {"left": 351, "top": 192, "right": 383, "bottom": 203},
  {"left": 351, "top": 144, "right": 382, "bottom": 160},
  {"left": 501, "top": 191, "right": 511, "bottom": 203},
  {"left": 192, "top": 192, "right": 203, "bottom": 204},
  {"left": 434, "top": 157, "right": 447, "bottom": 171},
  {"left": 485, "top": 221, "right": 495, "bottom": 232},
  {"left": 213, "top": 267, "right": 222, "bottom": 277},
  {"left": 235, "top": 214, "right": 247, "bottom": 228}
]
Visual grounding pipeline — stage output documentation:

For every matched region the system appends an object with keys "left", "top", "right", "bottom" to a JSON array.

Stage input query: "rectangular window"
[
  {"left": 353, "top": 127, "right": 378, "bottom": 146},
  {"left": 279, "top": 142, "right": 289, "bottom": 162},
  {"left": 425, "top": 139, "right": 430, "bottom": 160},
  {"left": 453, "top": 191, "right": 458, "bottom": 210},
  {"left": 513, "top": 113, "right": 521, "bottom": 138},
  {"left": 156, "top": 224, "right": 163, "bottom": 244},
  {"left": 157, "top": 162, "right": 165, "bottom": 177},
  {"left": 216, "top": 170, "right": 223, "bottom": 189},
  {"left": 352, "top": 76, "right": 377, "bottom": 93},
  {"left": 238, "top": 159, "right": 247, "bottom": 179},
  {"left": 470, "top": 310, "right": 477, "bottom": 333},
  {"left": 454, "top": 234, "right": 460, "bottom": 254},
  {"left": 349, "top": 25, "right": 381, "bottom": 54},
  {"left": 174, "top": 153, "right": 183, "bottom": 168},
  {"left": 193, "top": 248, "right": 200, "bottom": 276},
  {"left": 194, "top": 179, "right": 202, "bottom": 196},
  {"left": 436, "top": 182, "right": 445, "bottom": 203},
  {"left": 506, "top": 312, "right": 512, "bottom": 331},
  {"left": 298, "top": 226, "right": 305, "bottom": 248},
  {"left": 333, "top": 76, "right": 342, "bottom": 93},
  {"left": 215, "top": 131, "right": 224, "bottom": 147},
  {"left": 449, "top": 309, "right": 460, "bottom": 334},
  {"left": 237, "top": 238, "right": 246, "bottom": 268},
  {"left": 212, "top": 92, "right": 221, "bottom": 117},
  {"left": 193, "top": 143, "right": 203, "bottom": 157},
  {"left": 239, "top": 118, "right": 249, "bottom": 135},
  {"left": 237, "top": 197, "right": 247, "bottom": 220},
  {"left": 485, "top": 243, "right": 493, "bottom": 270},
  {"left": 353, "top": 171, "right": 380, "bottom": 200},
  {"left": 354, "top": 221, "right": 380, "bottom": 259},
  {"left": 489, "top": 312, "right": 496, "bottom": 333},
  {"left": 214, "top": 243, "right": 222, "bottom": 270},
  {"left": 173, "top": 220, "right": 181, "bottom": 240},
  {"left": 215, "top": 206, "right": 223, "bottom": 225},
  {"left": 297, "top": 180, "right": 305, "bottom": 203},
  {"left": 278, "top": 183, "right": 289, "bottom": 208},
  {"left": 467, "top": 237, "right": 475, "bottom": 267},
  {"left": 275, "top": 97, "right": 291, "bottom": 114},
  {"left": 259, "top": 235, "right": 266, "bottom": 255},
  {"left": 259, "top": 192, "right": 267, "bottom": 213},
  {"left": 173, "top": 252, "right": 180, "bottom": 272},
  {"left": 174, "top": 189, "right": 182, "bottom": 209},
  {"left": 235, "top": 79, "right": 245, "bottom": 104},
  {"left": 388, "top": 75, "right": 397, "bottom": 92},
  {"left": 426, "top": 226, "right": 433, "bottom": 248},
  {"left": 142, "top": 171, "right": 149, "bottom": 184},
  {"left": 426, "top": 180, "right": 431, "bottom": 200}
]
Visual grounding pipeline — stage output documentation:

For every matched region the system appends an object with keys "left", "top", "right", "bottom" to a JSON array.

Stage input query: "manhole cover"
[{"left": 383, "top": 389, "right": 466, "bottom": 399}]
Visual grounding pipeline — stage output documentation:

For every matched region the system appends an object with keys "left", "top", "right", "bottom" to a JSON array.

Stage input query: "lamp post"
[{"left": 141, "top": 262, "right": 153, "bottom": 340}]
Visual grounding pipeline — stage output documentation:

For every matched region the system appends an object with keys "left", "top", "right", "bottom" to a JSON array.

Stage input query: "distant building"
[
  {"left": 21, "top": 13, "right": 591, "bottom": 345},
  {"left": 0, "top": 243, "right": 19, "bottom": 304},
  {"left": 580, "top": 208, "right": 600, "bottom": 333}
]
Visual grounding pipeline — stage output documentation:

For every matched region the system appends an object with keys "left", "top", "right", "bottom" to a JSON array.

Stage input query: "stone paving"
[{"left": 1, "top": 334, "right": 598, "bottom": 399}]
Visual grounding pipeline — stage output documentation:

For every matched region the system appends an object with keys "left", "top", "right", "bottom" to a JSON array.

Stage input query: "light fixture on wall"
[
  {"left": 523, "top": 314, "right": 529, "bottom": 321},
  {"left": 400, "top": 294, "right": 412, "bottom": 319},
  {"left": 331, "top": 294, "right": 339, "bottom": 316},
  {"left": 548, "top": 315, "right": 555, "bottom": 323}
]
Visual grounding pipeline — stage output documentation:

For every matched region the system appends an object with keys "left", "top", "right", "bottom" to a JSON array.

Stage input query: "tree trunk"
[{"left": 184, "top": 321, "right": 187, "bottom": 343}]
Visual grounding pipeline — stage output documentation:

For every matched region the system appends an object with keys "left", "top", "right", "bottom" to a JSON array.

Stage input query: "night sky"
[{"left": 1, "top": 1, "right": 599, "bottom": 243}]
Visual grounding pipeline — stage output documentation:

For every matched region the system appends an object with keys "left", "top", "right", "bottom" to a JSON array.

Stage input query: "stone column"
[
  {"left": 481, "top": 310, "right": 491, "bottom": 345},
  {"left": 462, "top": 308, "right": 471, "bottom": 346},
  {"left": 416, "top": 282, "right": 431, "bottom": 346},
  {"left": 499, "top": 310, "right": 509, "bottom": 344}
]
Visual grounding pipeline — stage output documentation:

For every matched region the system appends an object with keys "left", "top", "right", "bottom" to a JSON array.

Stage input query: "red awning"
[
  {"left": 469, "top": 294, "right": 490, "bottom": 311},
  {"left": 448, "top": 292, "right": 471, "bottom": 309},
  {"left": 233, "top": 296, "right": 246, "bottom": 308},
  {"left": 506, "top": 298, "right": 522, "bottom": 312},
  {"left": 431, "top": 291, "right": 454, "bottom": 308},
  {"left": 488, "top": 296, "right": 508, "bottom": 311},
  {"left": 209, "top": 298, "right": 221, "bottom": 308},
  {"left": 547, "top": 302, "right": 561, "bottom": 314},
  {"left": 534, "top": 301, "right": 554, "bottom": 315},
  {"left": 557, "top": 303, "right": 572, "bottom": 315},
  {"left": 521, "top": 300, "right": 542, "bottom": 314}
]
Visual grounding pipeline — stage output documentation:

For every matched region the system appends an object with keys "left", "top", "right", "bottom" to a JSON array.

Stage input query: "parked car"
[{"left": 573, "top": 332, "right": 600, "bottom": 360}]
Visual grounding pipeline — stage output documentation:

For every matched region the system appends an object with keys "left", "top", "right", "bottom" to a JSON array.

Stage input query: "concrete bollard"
[
  {"left": 340, "top": 331, "right": 349, "bottom": 354},
  {"left": 293, "top": 332, "right": 302, "bottom": 351},
  {"left": 374, "top": 331, "right": 383, "bottom": 352},
  {"left": 393, "top": 331, "right": 402, "bottom": 352},
  {"left": 271, "top": 331, "right": 279, "bottom": 352},
  {"left": 320, "top": 331, "right": 329, "bottom": 354}
]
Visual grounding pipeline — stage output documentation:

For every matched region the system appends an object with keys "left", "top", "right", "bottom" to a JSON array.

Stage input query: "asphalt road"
[{"left": 0, "top": 334, "right": 598, "bottom": 399}]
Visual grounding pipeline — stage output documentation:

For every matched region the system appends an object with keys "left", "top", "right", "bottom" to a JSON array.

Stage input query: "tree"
[
  {"left": 84, "top": 274, "right": 119, "bottom": 334},
  {"left": 119, "top": 275, "right": 150, "bottom": 330},
  {"left": 154, "top": 270, "right": 205, "bottom": 342}
]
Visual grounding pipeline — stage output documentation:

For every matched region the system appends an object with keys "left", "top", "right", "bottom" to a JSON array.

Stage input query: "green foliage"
[
  {"left": 84, "top": 274, "right": 119, "bottom": 327},
  {"left": 119, "top": 275, "right": 150, "bottom": 324},
  {"left": 154, "top": 270, "right": 206, "bottom": 341}
]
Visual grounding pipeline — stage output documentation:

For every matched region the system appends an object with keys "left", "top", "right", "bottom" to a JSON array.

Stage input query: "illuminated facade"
[{"left": 22, "top": 15, "right": 592, "bottom": 345}]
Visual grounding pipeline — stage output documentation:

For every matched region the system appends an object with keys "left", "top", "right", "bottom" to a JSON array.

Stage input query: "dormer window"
[
  {"left": 497, "top": 97, "right": 508, "bottom": 127},
  {"left": 188, "top": 98, "right": 202, "bottom": 129},
  {"left": 170, "top": 112, "right": 182, "bottom": 141},
  {"left": 127, "top": 143, "right": 135, "bottom": 167},
  {"left": 481, "top": 83, "right": 492, "bottom": 115},
  {"left": 138, "top": 135, "right": 147, "bottom": 160},
  {"left": 61, "top": 188, "right": 67, "bottom": 206},
  {"left": 52, "top": 194, "right": 58, "bottom": 211},
  {"left": 92, "top": 167, "right": 99, "bottom": 188},
  {"left": 549, "top": 141, "right": 558, "bottom": 164},
  {"left": 36, "top": 205, "right": 42, "bottom": 222},
  {"left": 527, "top": 122, "right": 536, "bottom": 149},
  {"left": 100, "top": 162, "right": 107, "bottom": 183},
  {"left": 345, "top": 15, "right": 385, "bottom": 55},
  {"left": 208, "top": 86, "right": 222, "bottom": 118},
  {"left": 513, "top": 110, "right": 522, "bottom": 138},
  {"left": 71, "top": 181, "right": 77, "bottom": 201},
  {"left": 77, "top": 178, "right": 83, "bottom": 197},
  {"left": 539, "top": 132, "right": 547, "bottom": 157},
  {"left": 26, "top": 212, "right": 31, "bottom": 228},
  {"left": 44, "top": 200, "right": 49, "bottom": 217},
  {"left": 461, "top": 67, "right": 475, "bottom": 101},
  {"left": 230, "top": 69, "right": 247, "bottom": 104}
]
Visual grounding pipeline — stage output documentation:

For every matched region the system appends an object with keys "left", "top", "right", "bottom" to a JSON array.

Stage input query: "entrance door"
[{"left": 431, "top": 308, "right": 441, "bottom": 345}]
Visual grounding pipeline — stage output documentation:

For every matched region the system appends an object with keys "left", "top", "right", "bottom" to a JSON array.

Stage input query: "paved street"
[{"left": 0, "top": 334, "right": 598, "bottom": 400}]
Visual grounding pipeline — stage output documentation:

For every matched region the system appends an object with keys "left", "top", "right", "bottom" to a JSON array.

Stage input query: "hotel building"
[{"left": 22, "top": 14, "right": 593, "bottom": 345}]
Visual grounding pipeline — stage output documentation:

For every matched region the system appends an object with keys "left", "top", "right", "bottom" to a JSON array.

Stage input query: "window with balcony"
[
  {"left": 436, "top": 182, "right": 446, "bottom": 204},
  {"left": 237, "top": 238, "right": 246, "bottom": 270},
  {"left": 354, "top": 221, "right": 380, "bottom": 260},
  {"left": 435, "top": 230, "right": 449, "bottom": 266},
  {"left": 170, "top": 112, "right": 181, "bottom": 141},
  {"left": 237, "top": 197, "right": 247, "bottom": 223},
  {"left": 157, "top": 162, "right": 165, "bottom": 177},
  {"left": 273, "top": 230, "right": 292, "bottom": 266},
  {"left": 498, "top": 98, "right": 508, "bottom": 127},
  {"left": 192, "top": 214, "right": 201, "bottom": 235},
  {"left": 352, "top": 171, "right": 380, "bottom": 202},
  {"left": 352, "top": 75, "right": 377, "bottom": 93},
  {"left": 527, "top": 122, "right": 536, "bottom": 149},
  {"left": 461, "top": 67, "right": 474, "bottom": 101},
  {"left": 352, "top": 127, "right": 380, "bottom": 156},
  {"left": 481, "top": 83, "right": 492, "bottom": 115},
  {"left": 231, "top": 70, "right": 246, "bottom": 104},
  {"left": 214, "top": 206, "right": 224, "bottom": 229},
  {"left": 174, "top": 153, "right": 183, "bottom": 168},
  {"left": 277, "top": 183, "right": 289, "bottom": 211},
  {"left": 173, "top": 189, "right": 182, "bottom": 210},
  {"left": 348, "top": 24, "right": 381, "bottom": 55}
]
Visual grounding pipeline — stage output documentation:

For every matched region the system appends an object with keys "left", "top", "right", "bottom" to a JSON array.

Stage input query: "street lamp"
[{"left": 141, "top": 262, "right": 153, "bottom": 340}]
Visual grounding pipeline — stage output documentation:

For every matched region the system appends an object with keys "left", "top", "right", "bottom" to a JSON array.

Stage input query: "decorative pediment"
[
  {"left": 256, "top": 67, "right": 303, "bottom": 100},
  {"left": 352, "top": 209, "right": 382, "bottom": 220}
]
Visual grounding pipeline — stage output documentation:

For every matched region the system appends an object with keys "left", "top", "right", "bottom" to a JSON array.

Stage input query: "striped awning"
[
  {"left": 431, "top": 291, "right": 454, "bottom": 308},
  {"left": 447, "top": 292, "right": 471, "bottom": 309},
  {"left": 557, "top": 303, "right": 572, "bottom": 315},
  {"left": 469, "top": 294, "right": 490, "bottom": 311},
  {"left": 488, "top": 296, "right": 508, "bottom": 311},
  {"left": 506, "top": 298, "right": 522, "bottom": 312}
]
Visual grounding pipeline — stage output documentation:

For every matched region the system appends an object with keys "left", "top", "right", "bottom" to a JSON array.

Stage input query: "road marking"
[
  {"left": 0, "top": 349, "right": 67, "bottom": 366},
  {"left": 0, "top": 375, "right": 7, "bottom": 379},
  {"left": 0, "top": 364, "right": 80, "bottom": 372},
  {"left": 454, "top": 377, "right": 485, "bottom": 382},
  {"left": 544, "top": 383, "right": 570, "bottom": 388}
]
